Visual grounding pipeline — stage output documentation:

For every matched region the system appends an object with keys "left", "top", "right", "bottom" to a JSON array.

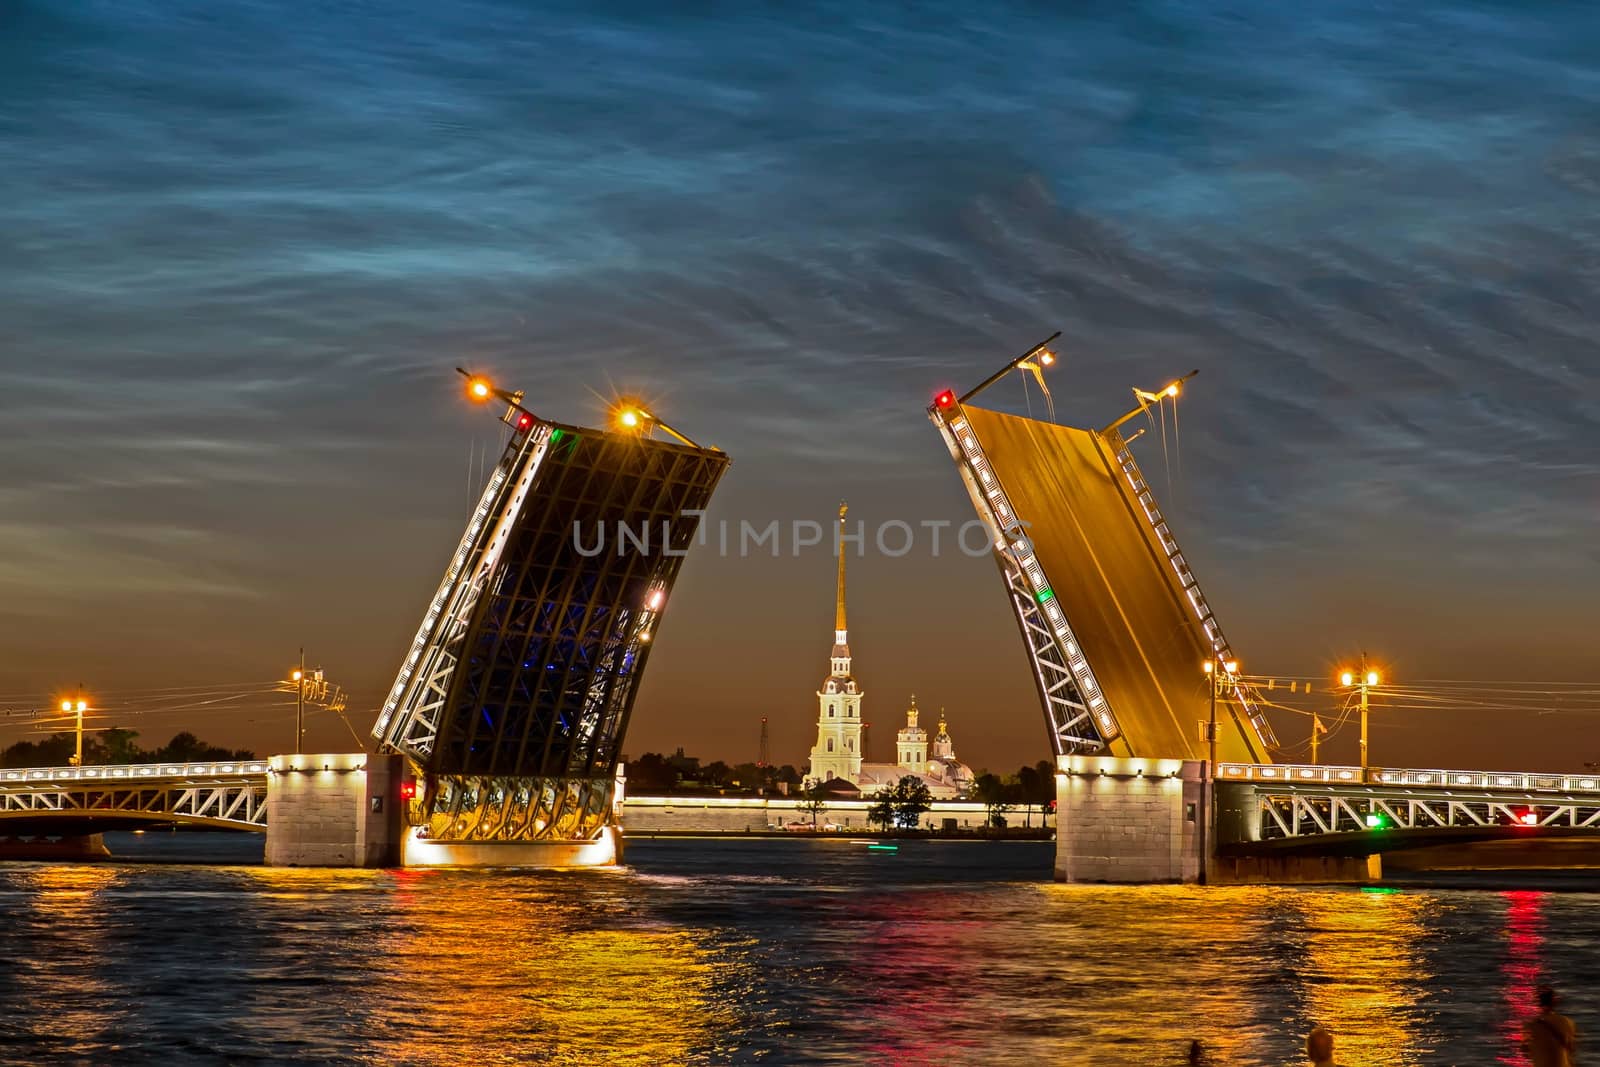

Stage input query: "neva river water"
[{"left": 0, "top": 836, "right": 1596, "bottom": 1065}]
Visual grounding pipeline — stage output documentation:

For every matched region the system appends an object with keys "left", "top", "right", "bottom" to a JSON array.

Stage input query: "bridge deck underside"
[{"left": 964, "top": 406, "right": 1260, "bottom": 762}]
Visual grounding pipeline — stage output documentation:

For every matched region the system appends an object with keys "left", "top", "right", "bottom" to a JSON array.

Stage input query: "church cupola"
[{"left": 930, "top": 709, "right": 956, "bottom": 761}]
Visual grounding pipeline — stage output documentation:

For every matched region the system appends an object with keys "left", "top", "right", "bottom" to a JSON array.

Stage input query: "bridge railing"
[
  {"left": 1218, "top": 762, "right": 1600, "bottom": 795},
  {"left": 0, "top": 761, "right": 270, "bottom": 786}
]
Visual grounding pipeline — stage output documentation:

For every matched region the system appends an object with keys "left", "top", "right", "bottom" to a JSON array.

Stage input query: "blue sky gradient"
[{"left": 2, "top": 1, "right": 1597, "bottom": 770}]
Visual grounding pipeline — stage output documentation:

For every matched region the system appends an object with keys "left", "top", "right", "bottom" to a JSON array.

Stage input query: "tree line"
[
  {"left": 0, "top": 729, "right": 256, "bottom": 769},
  {"left": 971, "top": 760, "right": 1057, "bottom": 827},
  {"left": 624, "top": 749, "right": 804, "bottom": 795}
]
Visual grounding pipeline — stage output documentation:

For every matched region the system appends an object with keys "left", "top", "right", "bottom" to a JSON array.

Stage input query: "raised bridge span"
[
  {"left": 928, "top": 344, "right": 1588, "bottom": 882},
  {"left": 931, "top": 387, "right": 1274, "bottom": 763}
]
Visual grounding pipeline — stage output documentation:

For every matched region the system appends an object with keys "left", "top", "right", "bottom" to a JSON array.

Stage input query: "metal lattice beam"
[
  {"left": 0, "top": 763, "right": 268, "bottom": 832},
  {"left": 1217, "top": 761, "right": 1600, "bottom": 843}
]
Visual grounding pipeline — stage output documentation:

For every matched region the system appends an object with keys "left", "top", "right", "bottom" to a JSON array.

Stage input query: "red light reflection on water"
[
  {"left": 1497, "top": 890, "right": 1545, "bottom": 1066},
  {"left": 855, "top": 890, "right": 989, "bottom": 1063}
]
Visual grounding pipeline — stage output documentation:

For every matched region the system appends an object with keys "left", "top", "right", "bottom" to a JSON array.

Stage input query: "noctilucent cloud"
[{"left": 2, "top": 1, "right": 1597, "bottom": 772}]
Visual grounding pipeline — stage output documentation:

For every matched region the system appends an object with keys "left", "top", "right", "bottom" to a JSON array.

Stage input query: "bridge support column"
[
  {"left": 1055, "top": 756, "right": 1204, "bottom": 883},
  {"left": 264, "top": 753, "right": 402, "bottom": 867}
]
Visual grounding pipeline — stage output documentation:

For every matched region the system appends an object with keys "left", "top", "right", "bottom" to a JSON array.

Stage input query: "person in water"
[
  {"left": 1523, "top": 985, "right": 1577, "bottom": 1067},
  {"left": 1305, "top": 1026, "right": 1340, "bottom": 1067}
]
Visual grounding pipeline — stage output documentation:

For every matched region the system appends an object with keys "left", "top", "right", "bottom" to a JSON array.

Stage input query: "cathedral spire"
[
  {"left": 835, "top": 501, "right": 848, "bottom": 635},
  {"left": 828, "top": 502, "right": 851, "bottom": 677}
]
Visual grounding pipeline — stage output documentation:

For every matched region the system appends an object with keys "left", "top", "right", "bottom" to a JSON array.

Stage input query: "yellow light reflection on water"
[
  {"left": 1290, "top": 886, "right": 1433, "bottom": 1065},
  {"left": 18, "top": 865, "right": 121, "bottom": 1051},
  {"left": 236, "top": 865, "right": 728, "bottom": 1065},
  {"left": 1027, "top": 883, "right": 1441, "bottom": 1063}
]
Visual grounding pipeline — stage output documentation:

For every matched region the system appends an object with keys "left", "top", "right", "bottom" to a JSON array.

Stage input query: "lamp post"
[
  {"left": 1337, "top": 659, "right": 1381, "bottom": 771},
  {"left": 1200, "top": 656, "right": 1237, "bottom": 885},
  {"left": 292, "top": 649, "right": 305, "bottom": 754},
  {"left": 59, "top": 692, "right": 89, "bottom": 766},
  {"left": 287, "top": 650, "right": 335, "bottom": 754}
]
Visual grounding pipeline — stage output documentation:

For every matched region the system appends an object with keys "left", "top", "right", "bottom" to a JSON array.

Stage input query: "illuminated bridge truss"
[
  {"left": 0, "top": 762, "right": 270, "bottom": 831},
  {"left": 931, "top": 405, "right": 1109, "bottom": 753},
  {"left": 408, "top": 774, "right": 614, "bottom": 843},
  {"left": 1219, "top": 763, "right": 1600, "bottom": 844},
  {"left": 374, "top": 410, "right": 728, "bottom": 845}
]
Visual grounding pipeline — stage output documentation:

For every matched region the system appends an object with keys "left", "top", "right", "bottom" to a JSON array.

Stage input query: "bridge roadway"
[
  {"left": 0, "top": 761, "right": 271, "bottom": 832},
  {"left": 1217, "top": 762, "right": 1600, "bottom": 855}
]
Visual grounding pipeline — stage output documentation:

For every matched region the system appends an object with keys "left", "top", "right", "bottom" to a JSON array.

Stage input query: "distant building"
[
  {"left": 805, "top": 503, "right": 974, "bottom": 799},
  {"left": 857, "top": 697, "right": 975, "bottom": 800}
]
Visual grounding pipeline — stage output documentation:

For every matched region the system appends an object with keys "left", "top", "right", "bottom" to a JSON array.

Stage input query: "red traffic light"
[
  {"left": 399, "top": 780, "right": 417, "bottom": 800},
  {"left": 515, "top": 412, "right": 533, "bottom": 430},
  {"left": 934, "top": 389, "right": 956, "bottom": 409}
]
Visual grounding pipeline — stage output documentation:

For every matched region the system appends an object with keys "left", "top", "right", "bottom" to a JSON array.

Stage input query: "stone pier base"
[
  {"left": 1056, "top": 756, "right": 1385, "bottom": 885},
  {"left": 1055, "top": 756, "right": 1204, "bottom": 883},
  {"left": 264, "top": 753, "right": 402, "bottom": 867}
]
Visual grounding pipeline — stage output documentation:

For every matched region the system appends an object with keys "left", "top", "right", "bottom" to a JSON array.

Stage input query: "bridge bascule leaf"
[
  {"left": 372, "top": 412, "right": 729, "bottom": 848},
  {"left": 930, "top": 395, "right": 1275, "bottom": 763}
]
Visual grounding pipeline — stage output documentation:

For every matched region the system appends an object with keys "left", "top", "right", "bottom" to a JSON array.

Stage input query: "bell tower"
[
  {"left": 896, "top": 695, "right": 928, "bottom": 770},
  {"left": 808, "top": 503, "right": 862, "bottom": 783}
]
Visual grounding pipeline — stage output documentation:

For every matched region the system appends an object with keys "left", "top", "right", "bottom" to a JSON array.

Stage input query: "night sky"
[{"left": 3, "top": 2, "right": 1597, "bottom": 774}]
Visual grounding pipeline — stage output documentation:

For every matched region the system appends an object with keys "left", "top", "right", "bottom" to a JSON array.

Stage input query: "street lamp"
[
  {"left": 457, "top": 368, "right": 537, "bottom": 432},
  {"left": 1336, "top": 658, "right": 1381, "bottom": 771},
  {"left": 60, "top": 693, "right": 90, "bottom": 766},
  {"left": 612, "top": 399, "right": 704, "bottom": 449}
]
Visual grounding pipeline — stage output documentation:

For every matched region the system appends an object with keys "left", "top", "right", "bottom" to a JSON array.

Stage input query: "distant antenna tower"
[{"left": 758, "top": 716, "right": 770, "bottom": 768}]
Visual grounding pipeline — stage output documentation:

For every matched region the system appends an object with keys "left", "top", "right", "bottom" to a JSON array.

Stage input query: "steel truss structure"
[
  {"left": 1217, "top": 762, "right": 1600, "bottom": 843},
  {"left": 411, "top": 774, "right": 615, "bottom": 843},
  {"left": 0, "top": 762, "right": 269, "bottom": 831},
  {"left": 931, "top": 405, "right": 1111, "bottom": 753},
  {"left": 374, "top": 412, "right": 728, "bottom": 845}
]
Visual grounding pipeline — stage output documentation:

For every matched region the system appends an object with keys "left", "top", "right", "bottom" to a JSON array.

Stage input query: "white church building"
[{"left": 806, "top": 504, "right": 975, "bottom": 800}]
